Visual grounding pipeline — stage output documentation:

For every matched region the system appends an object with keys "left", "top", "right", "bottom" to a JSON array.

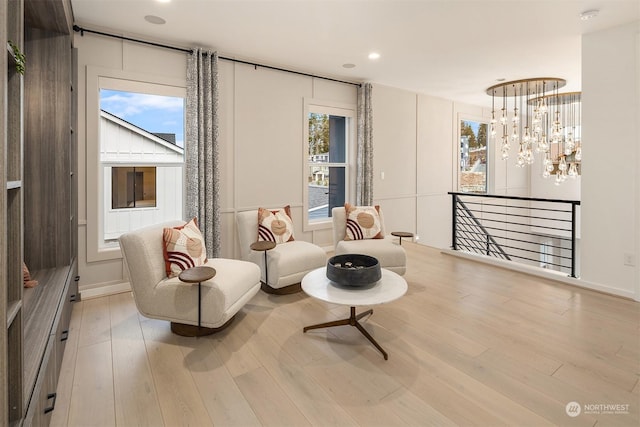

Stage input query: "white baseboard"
[
  {"left": 80, "top": 281, "right": 131, "bottom": 300},
  {"left": 442, "top": 249, "right": 637, "bottom": 301},
  {"left": 570, "top": 278, "right": 637, "bottom": 300}
]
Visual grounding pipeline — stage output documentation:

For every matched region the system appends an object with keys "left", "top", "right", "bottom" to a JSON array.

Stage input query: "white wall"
[
  {"left": 370, "top": 85, "right": 417, "bottom": 240},
  {"left": 580, "top": 21, "right": 639, "bottom": 300},
  {"left": 75, "top": 33, "right": 357, "bottom": 293},
  {"left": 76, "top": 23, "right": 639, "bottom": 301},
  {"left": 530, "top": 165, "right": 581, "bottom": 201},
  {"left": 76, "top": 34, "right": 188, "bottom": 293},
  {"left": 417, "top": 94, "right": 454, "bottom": 249},
  {"left": 325, "top": 36, "right": 637, "bottom": 301},
  {"left": 371, "top": 84, "right": 529, "bottom": 250},
  {"left": 220, "top": 62, "right": 357, "bottom": 257}
]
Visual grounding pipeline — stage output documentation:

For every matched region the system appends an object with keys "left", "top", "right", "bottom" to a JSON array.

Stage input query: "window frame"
[
  {"left": 86, "top": 66, "right": 186, "bottom": 262},
  {"left": 457, "top": 114, "right": 491, "bottom": 194},
  {"left": 302, "top": 98, "right": 356, "bottom": 231}
]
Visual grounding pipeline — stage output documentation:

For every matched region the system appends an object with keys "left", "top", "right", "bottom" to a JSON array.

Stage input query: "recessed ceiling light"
[
  {"left": 343, "top": 63, "right": 356, "bottom": 69},
  {"left": 156, "top": 0, "right": 171, "bottom": 3},
  {"left": 580, "top": 9, "right": 599, "bottom": 21},
  {"left": 368, "top": 52, "right": 380, "bottom": 60},
  {"left": 144, "top": 15, "right": 166, "bottom": 25},
  {"left": 496, "top": 78, "right": 506, "bottom": 82}
]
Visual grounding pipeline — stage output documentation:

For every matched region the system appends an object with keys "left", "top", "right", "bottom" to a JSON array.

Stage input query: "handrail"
[
  {"left": 448, "top": 192, "right": 580, "bottom": 206},
  {"left": 449, "top": 192, "right": 580, "bottom": 278}
]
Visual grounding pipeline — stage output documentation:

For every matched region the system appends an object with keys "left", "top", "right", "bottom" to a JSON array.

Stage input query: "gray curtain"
[
  {"left": 356, "top": 83, "right": 374, "bottom": 206},
  {"left": 186, "top": 48, "right": 220, "bottom": 257}
]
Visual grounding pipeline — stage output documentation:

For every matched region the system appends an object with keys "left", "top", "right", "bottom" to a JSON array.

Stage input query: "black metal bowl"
[{"left": 326, "top": 254, "right": 381, "bottom": 287}]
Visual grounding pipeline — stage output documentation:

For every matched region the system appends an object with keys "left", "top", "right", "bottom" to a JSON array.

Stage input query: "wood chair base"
[
  {"left": 170, "top": 315, "right": 235, "bottom": 337},
  {"left": 261, "top": 281, "right": 302, "bottom": 295}
]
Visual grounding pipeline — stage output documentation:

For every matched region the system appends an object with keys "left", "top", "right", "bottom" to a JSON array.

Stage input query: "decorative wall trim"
[{"left": 374, "top": 194, "right": 419, "bottom": 201}]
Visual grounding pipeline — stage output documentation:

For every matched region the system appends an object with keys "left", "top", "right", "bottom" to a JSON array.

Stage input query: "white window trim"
[
  {"left": 302, "top": 98, "right": 356, "bottom": 232},
  {"left": 86, "top": 66, "right": 186, "bottom": 262},
  {"left": 456, "top": 113, "right": 493, "bottom": 194}
]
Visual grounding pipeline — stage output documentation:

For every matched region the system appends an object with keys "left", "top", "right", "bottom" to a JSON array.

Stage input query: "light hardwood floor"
[{"left": 51, "top": 243, "right": 639, "bottom": 426}]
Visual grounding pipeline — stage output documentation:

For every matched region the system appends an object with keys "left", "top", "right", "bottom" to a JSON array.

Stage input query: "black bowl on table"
[{"left": 326, "top": 254, "right": 381, "bottom": 287}]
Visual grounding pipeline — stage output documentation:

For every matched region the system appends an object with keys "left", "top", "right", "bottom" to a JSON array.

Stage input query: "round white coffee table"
[{"left": 301, "top": 267, "right": 407, "bottom": 360}]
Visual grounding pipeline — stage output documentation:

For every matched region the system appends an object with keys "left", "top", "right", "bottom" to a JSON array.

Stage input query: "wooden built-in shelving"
[
  {"left": 2, "top": 0, "right": 78, "bottom": 425},
  {"left": 3, "top": 0, "right": 25, "bottom": 425},
  {"left": 6, "top": 300, "right": 22, "bottom": 325},
  {"left": 22, "top": 267, "right": 71, "bottom": 405}
]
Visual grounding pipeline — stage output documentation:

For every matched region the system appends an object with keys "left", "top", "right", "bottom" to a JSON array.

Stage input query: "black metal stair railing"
[
  {"left": 449, "top": 192, "right": 581, "bottom": 278},
  {"left": 454, "top": 199, "right": 511, "bottom": 260}
]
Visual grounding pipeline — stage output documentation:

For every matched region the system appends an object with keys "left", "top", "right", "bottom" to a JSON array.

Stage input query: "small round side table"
[
  {"left": 250, "top": 241, "right": 276, "bottom": 286},
  {"left": 391, "top": 231, "right": 413, "bottom": 245},
  {"left": 178, "top": 266, "right": 216, "bottom": 329}
]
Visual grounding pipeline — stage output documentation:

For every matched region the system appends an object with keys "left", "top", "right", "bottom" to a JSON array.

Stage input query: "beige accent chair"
[
  {"left": 236, "top": 210, "right": 327, "bottom": 294},
  {"left": 331, "top": 206, "right": 406, "bottom": 275},
  {"left": 119, "top": 221, "right": 261, "bottom": 335}
]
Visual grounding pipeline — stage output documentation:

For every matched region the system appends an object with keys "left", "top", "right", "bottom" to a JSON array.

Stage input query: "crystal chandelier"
[{"left": 485, "top": 78, "right": 582, "bottom": 185}]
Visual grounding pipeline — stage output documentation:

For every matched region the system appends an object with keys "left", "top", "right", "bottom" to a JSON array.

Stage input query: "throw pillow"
[
  {"left": 163, "top": 218, "right": 208, "bottom": 278},
  {"left": 23, "top": 262, "right": 38, "bottom": 288},
  {"left": 344, "top": 203, "right": 384, "bottom": 240},
  {"left": 257, "top": 205, "right": 295, "bottom": 244}
]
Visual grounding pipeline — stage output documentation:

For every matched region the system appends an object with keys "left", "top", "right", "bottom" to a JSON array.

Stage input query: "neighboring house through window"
[
  {"left": 304, "top": 100, "right": 355, "bottom": 230},
  {"left": 86, "top": 68, "right": 186, "bottom": 263},
  {"left": 459, "top": 118, "right": 489, "bottom": 193},
  {"left": 99, "top": 86, "right": 185, "bottom": 244}
]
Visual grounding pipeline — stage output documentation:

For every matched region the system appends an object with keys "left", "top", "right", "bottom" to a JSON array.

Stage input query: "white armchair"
[
  {"left": 236, "top": 209, "right": 327, "bottom": 294},
  {"left": 119, "top": 221, "right": 261, "bottom": 336},
  {"left": 332, "top": 206, "right": 406, "bottom": 275}
]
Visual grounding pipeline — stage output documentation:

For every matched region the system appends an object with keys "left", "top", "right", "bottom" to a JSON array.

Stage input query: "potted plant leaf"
[{"left": 8, "top": 40, "right": 25, "bottom": 75}]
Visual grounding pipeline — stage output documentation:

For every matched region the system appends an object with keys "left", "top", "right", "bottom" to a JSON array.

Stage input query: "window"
[
  {"left": 304, "top": 101, "right": 355, "bottom": 229},
  {"left": 111, "top": 167, "right": 157, "bottom": 209},
  {"left": 86, "top": 68, "right": 187, "bottom": 262},
  {"left": 98, "top": 80, "right": 185, "bottom": 245},
  {"left": 459, "top": 118, "right": 488, "bottom": 193},
  {"left": 540, "top": 240, "right": 553, "bottom": 269}
]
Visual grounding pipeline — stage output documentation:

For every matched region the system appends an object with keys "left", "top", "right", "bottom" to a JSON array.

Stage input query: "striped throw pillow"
[{"left": 163, "top": 218, "right": 208, "bottom": 278}]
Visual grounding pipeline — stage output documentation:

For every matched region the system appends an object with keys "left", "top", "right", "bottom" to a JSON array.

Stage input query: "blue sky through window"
[{"left": 100, "top": 89, "right": 185, "bottom": 147}]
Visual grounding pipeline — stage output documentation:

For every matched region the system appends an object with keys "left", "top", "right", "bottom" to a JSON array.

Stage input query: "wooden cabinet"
[
  {"left": 1, "top": 0, "right": 77, "bottom": 425},
  {"left": 24, "top": 26, "right": 73, "bottom": 270},
  {"left": 22, "top": 262, "right": 76, "bottom": 426},
  {"left": 24, "top": 336, "right": 55, "bottom": 427}
]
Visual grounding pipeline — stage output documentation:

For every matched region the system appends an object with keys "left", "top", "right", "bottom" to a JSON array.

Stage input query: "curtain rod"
[{"left": 73, "top": 25, "right": 361, "bottom": 87}]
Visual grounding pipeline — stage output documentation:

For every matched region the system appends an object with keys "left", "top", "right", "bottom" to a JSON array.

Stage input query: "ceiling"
[{"left": 70, "top": 0, "right": 639, "bottom": 107}]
